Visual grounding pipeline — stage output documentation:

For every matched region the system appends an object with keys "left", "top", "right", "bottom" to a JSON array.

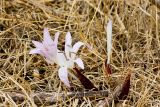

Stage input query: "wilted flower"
[
  {"left": 29, "top": 28, "right": 84, "bottom": 87},
  {"left": 104, "top": 19, "right": 113, "bottom": 75},
  {"left": 105, "top": 19, "right": 112, "bottom": 64}
]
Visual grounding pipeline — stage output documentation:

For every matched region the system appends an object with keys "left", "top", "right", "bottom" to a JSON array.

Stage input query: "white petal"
[
  {"left": 65, "top": 32, "right": 72, "bottom": 59},
  {"left": 74, "top": 58, "right": 84, "bottom": 69},
  {"left": 66, "top": 60, "right": 74, "bottom": 69},
  {"left": 53, "top": 32, "right": 60, "bottom": 46},
  {"left": 32, "top": 41, "right": 43, "bottom": 49},
  {"left": 58, "top": 67, "right": 70, "bottom": 87},
  {"left": 43, "top": 28, "right": 54, "bottom": 45},
  {"left": 56, "top": 51, "right": 67, "bottom": 67},
  {"left": 72, "top": 42, "right": 84, "bottom": 53},
  {"left": 106, "top": 20, "right": 112, "bottom": 64},
  {"left": 56, "top": 51, "right": 74, "bottom": 69},
  {"left": 71, "top": 42, "right": 84, "bottom": 59},
  {"left": 65, "top": 32, "right": 72, "bottom": 46}
]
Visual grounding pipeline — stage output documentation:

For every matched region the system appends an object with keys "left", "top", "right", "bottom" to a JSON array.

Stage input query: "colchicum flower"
[
  {"left": 29, "top": 28, "right": 59, "bottom": 64},
  {"left": 106, "top": 19, "right": 112, "bottom": 64},
  {"left": 29, "top": 28, "right": 84, "bottom": 87}
]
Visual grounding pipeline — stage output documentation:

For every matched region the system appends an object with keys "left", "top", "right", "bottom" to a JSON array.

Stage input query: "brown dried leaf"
[
  {"left": 99, "top": 72, "right": 131, "bottom": 107},
  {"left": 113, "top": 72, "right": 131, "bottom": 103},
  {"left": 73, "top": 68, "right": 98, "bottom": 91},
  {"left": 105, "top": 59, "right": 112, "bottom": 75}
]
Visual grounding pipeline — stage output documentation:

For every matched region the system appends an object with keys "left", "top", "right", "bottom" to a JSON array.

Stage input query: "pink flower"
[
  {"left": 29, "top": 28, "right": 59, "bottom": 64},
  {"left": 29, "top": 28, "right": 84, "bottom": 87}
]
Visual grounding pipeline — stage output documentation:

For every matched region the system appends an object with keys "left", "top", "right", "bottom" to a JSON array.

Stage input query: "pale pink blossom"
[
  {"left": 29, "top": 28, "right": 59, "bottom": 64},
  {"left": 30, "top": 28, "right": 84, "bottom": 87}
]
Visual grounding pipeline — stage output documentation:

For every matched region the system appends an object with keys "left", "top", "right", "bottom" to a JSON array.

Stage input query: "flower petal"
[
  {"left": 29, "top": 49, "right": 51, "bottom": 59},
  {"left": 71, "top": 42, "right": 84, "bottom": 59},
  {"left": 65, "top": 32, "right": 72, "bottom": 59},
  {"left": 29, "top": 49, "right": 41, "bottom": 54},
  {"left": 43, "top": 28, "right": 54, "bottom": 45},
  {"left": 72, "top": 41, "right": 84, "bottom": 53},
  {"left": 65, "top": 32, "right": 72, "bottom": 46},
  {"left": 74, "top": 58, "right": 84, "bottom": 69},
  {"left": 32, "top": 41, "right": 43, "bottom": 49},
  {"left": 56, "top": 51, "right": 67, "bottom": 67},
  {"left": 53, "top": 32, "right": 60, "bottom": 46},
  {"left": 58, "top": 67, "right": 70, "bottom": 87},
  {"left": 46, "top": 32, "right": 60, "bottom": 59}
]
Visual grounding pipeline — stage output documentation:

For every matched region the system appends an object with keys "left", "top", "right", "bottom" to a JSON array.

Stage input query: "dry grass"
[{"left": 0, "top": 0, "right": 160, "bottom": 106}]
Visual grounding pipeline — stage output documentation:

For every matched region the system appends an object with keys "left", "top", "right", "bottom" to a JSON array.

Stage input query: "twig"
[{"left": 0, "top": 90, "right": 109, "bottom": 106}]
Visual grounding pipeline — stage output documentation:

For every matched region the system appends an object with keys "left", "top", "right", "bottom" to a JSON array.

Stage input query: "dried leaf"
[
  {"left": 74, "top": 68, "right": 98, "bottom": 91},
  {"left": 105, "top": 59, "right": 112, "bottom": 75},
  {"left": 99, "top": 72, "right": 131, "bottom": 107},
  {"left": 113, "top": 72, "right": 131, "bottom": 103}
]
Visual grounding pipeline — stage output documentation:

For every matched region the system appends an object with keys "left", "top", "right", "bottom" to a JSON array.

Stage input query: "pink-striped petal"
[
  {"left": 30, "top": 49, "right": 50, "bottom": 58},
  {"left": 43, "top": 28, "right": 54, "bottom": 45},
  {"left": 29, "top": 49, "right": 41, "bottom": 54},
  {"left": 58, "top": 67, "right": 70, "bottom": 87},
  {"left": 74, "top": 58, "right": 84, "bottom": 69},
  {"left": 53, "top": 32, "right": 60, "bottom": 46},
  {"left": 46, "top": 32, "right": 60, "bottom": 59},
  {"left": 32, "top": 41, "right": 43, "bottom": 49}
]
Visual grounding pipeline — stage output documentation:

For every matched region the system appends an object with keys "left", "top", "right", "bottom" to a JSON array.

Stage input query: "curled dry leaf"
[
  {"left": 99, "top": 71, "right": 131, "bottom": 107},
  {"left": 73, "top": 68, "right": 98, "bottom": 91},
  {"left": 105, "top": 59, "right": 112, "bottom": 75},
  {"left": 104, "top": 19, "right": 113, "bottom": 76},
  {"left": 112, "top": 72, "right": 131, "bottom": 103},
  {"left": 106, "top": 19, "right": 112, "bottom": 64}
]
